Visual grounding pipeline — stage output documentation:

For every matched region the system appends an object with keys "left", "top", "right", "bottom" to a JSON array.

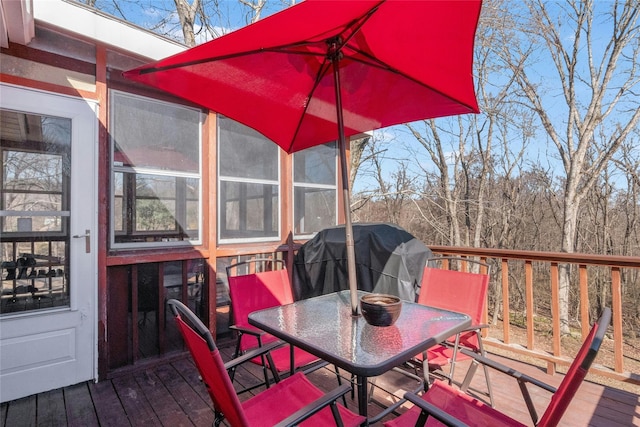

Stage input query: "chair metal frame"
[
  {"left": 384, "top": 307, "right": 612, "bottom": 427},
  {"left": 167, "top": 299, "right": 365, "bottom": 427},
  {"left": 416, "top": 256, "right": 494, "bottom": 406}
]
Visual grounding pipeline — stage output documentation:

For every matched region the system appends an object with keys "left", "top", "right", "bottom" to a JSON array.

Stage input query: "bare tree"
[
  {"left": 496, "top": 0, "right": 640, "bottom": 333},
  {"left": 406, "top": 119, "right": 464, "bottom": 246},
  {"left": 402, "top": 0, "right": 521, "bottom": 249},
  {"left": 173, "top": 0, "right": 199, "bottom": 46},
  {"left": 238, "top": 0, "right": 267, "bottom": 23},
  {"left": 349, "top": 136, "right": 372, "bottom": 191},
  {"left": 370, "top": 149, "right": 413, "bottom": 226}
]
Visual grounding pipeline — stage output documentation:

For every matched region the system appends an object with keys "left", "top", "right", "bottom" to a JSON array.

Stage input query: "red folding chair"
[
  {"left": 384, "top": 307, "right": 611, "bottom": 427},
  {"left": 415, "top": 256, "right": 493, "bottom": 405},
  {"left": 226, "top": 259, "right": 326, "bottom": 386},
  {"left": 167, "top": 299, "right": 365, "bottom": 427}
]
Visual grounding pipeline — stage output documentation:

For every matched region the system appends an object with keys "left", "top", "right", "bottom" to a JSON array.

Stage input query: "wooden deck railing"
[
  {"left": 428, "top": 246, "right": 640, "bottom": 386},
  {"left": 109, "top": 244, "right": 639, "bottom": 388}
]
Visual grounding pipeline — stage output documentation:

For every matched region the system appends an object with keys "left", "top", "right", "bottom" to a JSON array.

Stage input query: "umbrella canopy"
[
  {"left": 124, "top": 0, "right": 481, "bottom": 153},
  {"left": 124, "top": 0, "right": 482, "bottom": 315}
]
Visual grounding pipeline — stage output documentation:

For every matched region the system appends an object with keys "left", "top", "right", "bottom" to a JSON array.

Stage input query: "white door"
[{"left": 0, "top": 84, "right": 97, "bottom": 402}]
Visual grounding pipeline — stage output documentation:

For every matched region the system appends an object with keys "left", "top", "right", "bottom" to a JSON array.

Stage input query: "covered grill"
[{"left": 293, "top": 223, "right": 432, "bottom": 302}]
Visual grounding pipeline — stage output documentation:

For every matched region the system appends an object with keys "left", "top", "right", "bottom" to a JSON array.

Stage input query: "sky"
[{"left": 90, "top": 0, "right": 292, "bottom": 42}]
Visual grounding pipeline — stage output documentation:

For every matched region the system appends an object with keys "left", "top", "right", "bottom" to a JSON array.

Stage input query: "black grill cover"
[{"left": 293, "top": 223, "right": 432, "bottom": 302}]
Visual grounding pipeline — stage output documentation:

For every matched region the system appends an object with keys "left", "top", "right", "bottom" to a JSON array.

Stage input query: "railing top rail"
[{"left": 429, "top": 246, "right": 640, "bottom": 269}]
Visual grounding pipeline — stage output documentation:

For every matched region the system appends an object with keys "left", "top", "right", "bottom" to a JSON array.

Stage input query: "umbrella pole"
[{"left": 332, "top": 56, "right": 359, "bottom": 316}]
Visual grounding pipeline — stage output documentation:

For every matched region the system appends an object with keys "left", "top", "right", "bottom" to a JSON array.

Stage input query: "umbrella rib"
[
  {"left": 336, "top": 1, "right": 384, "bottom": 51},
  {"left": 286, "top": 57, "right": 333, "bottom": 153},
  {"left": 137, "top": 40, "right": 325, "bottom": 75}
]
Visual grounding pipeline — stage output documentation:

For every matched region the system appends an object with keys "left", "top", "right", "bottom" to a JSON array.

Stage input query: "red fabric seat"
[
  {"left": 168, "top": 299, "right": 365, "bottom": 427},
  {"left": 242, "top": 373, "right": 361, "bottom": 426},
  {"left": 385, "top": 307, "right": 611, "bottom": 427},
  {"left": 384, "top": 380, "right": 523, "bottom": 427}
]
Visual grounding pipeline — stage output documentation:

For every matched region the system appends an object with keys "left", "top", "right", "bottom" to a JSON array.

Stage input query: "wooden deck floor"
[{"left": 1, "top": 345, "right": 638, "bottom": 426}]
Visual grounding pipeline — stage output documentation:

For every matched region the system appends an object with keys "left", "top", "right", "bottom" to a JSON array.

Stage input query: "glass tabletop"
[{"left": 248, "top": 290, "right": 471, "bottom": 377}]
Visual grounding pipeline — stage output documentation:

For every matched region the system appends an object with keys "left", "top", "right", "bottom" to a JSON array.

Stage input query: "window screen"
[
  {"left": 110, "top": 91, "right": 202, "bottom": 248},
  {"left": 293, "top": 143, "right": 337, "bottom": 237},
  {"left": 218, "top": 116, "right": 280, "bottom": 242}
]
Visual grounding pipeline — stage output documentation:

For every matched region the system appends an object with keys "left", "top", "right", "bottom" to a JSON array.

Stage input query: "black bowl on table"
[{"left": 360, "top": 293, "right": 402, "bottom": 327}]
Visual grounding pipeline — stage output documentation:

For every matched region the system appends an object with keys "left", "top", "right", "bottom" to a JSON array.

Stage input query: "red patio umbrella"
[{"left": 124, "top": 0, "right": 482, "bottom": 316}]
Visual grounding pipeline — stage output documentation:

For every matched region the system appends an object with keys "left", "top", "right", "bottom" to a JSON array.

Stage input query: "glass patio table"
[{"left": 248, "top": 290, "right": 471, "bottom": 424}]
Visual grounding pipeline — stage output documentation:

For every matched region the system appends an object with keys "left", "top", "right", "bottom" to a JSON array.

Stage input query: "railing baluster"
[
  {"left": 611, "top": 267, "right": 623, "bottom": 373},
  {"left": 547, "top": 262, "right": 560, "bottom": 375},
  {"left": 158, "top": 262, "right": 165, "bottom": 354},
  {"left": 579, "top": 264, "right": 589, "bottom": 340},
  {"left": 550, "top": 262, "right": 561, "bottom": 359},
  {"left": 481, "top": 256, "right": 489, "bottom": 338},
  {"left": 131, "top": 265, "right": 139, "bottom": 364},
  {"left": 525, "top": 260, "right": 534, "bottom": 350},
  {"left": 181, "top": 260, "right": 189, "bottom": 303},
  {"left": 501, "top": 259, "right": 510, "bottom": 345}
]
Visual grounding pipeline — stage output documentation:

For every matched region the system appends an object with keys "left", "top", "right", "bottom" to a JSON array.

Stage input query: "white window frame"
[{"left": 109, "top": 90, "right": 203, "bottom": 250}]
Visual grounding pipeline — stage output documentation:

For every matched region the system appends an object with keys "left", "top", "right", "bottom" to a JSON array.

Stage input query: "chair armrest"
[
  {"left": 458, "top": 348, "right": 556, "bottom": 393},
  {"left": 447, "top": 323, "right": 489, "bottom": 336},
  {"left": 273, "top": 384, "right": 353, "bottom": 427},
  {"left": 229, "top": 324, "right": 266, "bottom": 337},
  {"left": 223, "top": 340, "right": 285, "bottom": 370},
  {"left": 404, "top": 392, "right": 470, "bottom": 427}
]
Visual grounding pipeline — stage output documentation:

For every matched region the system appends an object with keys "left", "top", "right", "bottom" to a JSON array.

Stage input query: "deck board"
[
  {"left": 153, "top": 362, "right": 214, "bottom": 427},
  {"left": 3, "top": 394, "right": 36, "bottom": 427},
  {"left": 89, "top": 380, "right": 131, "bottom": 427},
  {"left": 133, "top": 368, "right": 193, "bottom": 426},
  {"left": 111, "top": 374, "right": 161, "bottom": 427},
  {"left": 64, "top": 382, "right": 100, "bottom": 427},
  {"left": 1, "top": 346, "right": 638, "bottom": 426},
  {"left": 37, "top": 388, "right": 67, "bottom": 427}
]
